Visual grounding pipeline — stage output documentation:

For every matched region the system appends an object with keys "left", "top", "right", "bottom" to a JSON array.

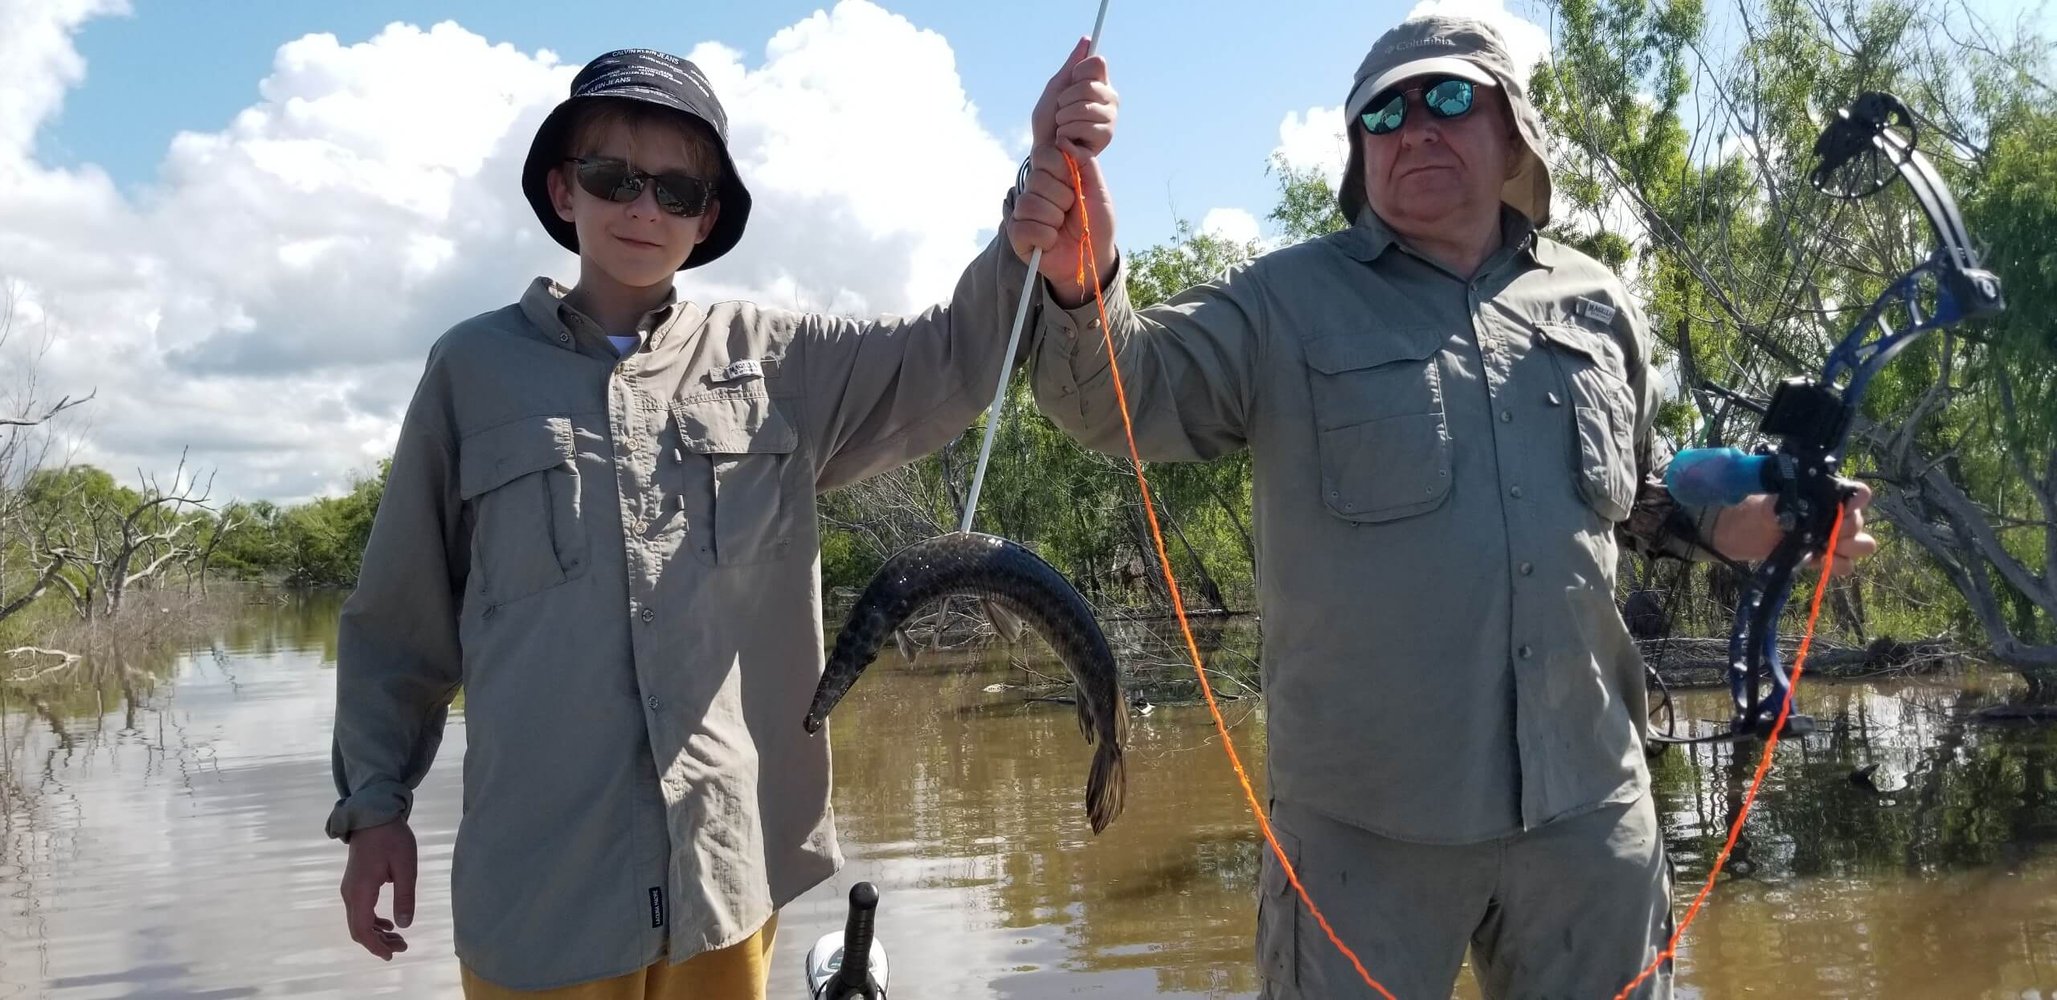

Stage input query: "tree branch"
[
  {"left": 0, "top": 390, "right": 95, "bottom": 428},
  {"left": 0, "top": 552, "right": 68, "bottom": 624},
  {"left": 1917, "top": 465, "right": 2055, "bottom": 609}
]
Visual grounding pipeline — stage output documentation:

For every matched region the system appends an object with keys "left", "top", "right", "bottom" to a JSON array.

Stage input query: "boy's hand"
[
  {"left": 341, "top": 819, "right": 418, "bottom": 961},
  {"left": 1011, "top": 37, "right": 1118, "bottom": 307}
]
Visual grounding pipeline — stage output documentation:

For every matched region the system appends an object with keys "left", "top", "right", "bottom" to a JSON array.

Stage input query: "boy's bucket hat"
[
  {"left": 1337, "top": 14, "right": 1553, "bottom": 227},
  {"left": 523, "top": 49, "right": 752, "bottom": 270}
]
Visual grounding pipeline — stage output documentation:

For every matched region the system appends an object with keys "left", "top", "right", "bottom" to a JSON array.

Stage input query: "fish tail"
[
  {"left": 1086, "top": 740, "right": 1127, "bottom": 835},
  {"left": 806, "top": 605, "right": 895, "bottom": 733}
]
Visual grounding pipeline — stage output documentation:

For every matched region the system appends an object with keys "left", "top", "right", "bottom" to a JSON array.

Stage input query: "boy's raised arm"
[{"left": 794, "top": 39, "right": 1119, "bottom": 491}]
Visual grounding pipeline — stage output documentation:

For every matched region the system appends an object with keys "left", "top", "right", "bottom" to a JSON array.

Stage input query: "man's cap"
[
  {"left": 522, "top": 48, "right": 752, "bottom": 270},
  {"left": 1337, "top": 14, "right": 1553, "bottom": 227}
]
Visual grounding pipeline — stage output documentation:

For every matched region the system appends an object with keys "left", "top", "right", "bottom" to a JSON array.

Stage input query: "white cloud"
[
  {"left": 678, "top": 3, "right": 1013, "bottom": 313},
  {"left": 0, "top": 0, "right": 128, "bottom": 157},
  {"left": 1198, "top": 208, "right": 1260, "bottom": 246},
  {"left": 0, "top": 1, "right": 1022, "bottom": 503},
  {"left": 1271, "top": 105, "right": 1348, "bottom": 191}
]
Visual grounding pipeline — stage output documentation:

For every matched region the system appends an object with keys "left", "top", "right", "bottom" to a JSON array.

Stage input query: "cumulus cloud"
[
  {"left": 0, "top": 0, "right": 128, "bottom": 157},
  {"left": 1272, "top": 105, "right": 1349, "bottom": 192},
  {"left": 679, "top": 5, "right": 1013, "bottom": 314},
  {"left": 1198, "top": 208, "right": 1260, "bottom": 246},
  {"left": 0, "top": 0, "right": 1022, "bottom": 503}
]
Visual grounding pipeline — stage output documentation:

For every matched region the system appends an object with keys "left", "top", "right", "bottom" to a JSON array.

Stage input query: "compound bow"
[{"left": 1654, "top": 92, "right": 2006, "bottom": 744}]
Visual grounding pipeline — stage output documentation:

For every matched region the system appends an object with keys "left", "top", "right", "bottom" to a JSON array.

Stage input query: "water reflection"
[
  {"left": 0, "top": 597, "right": 2051, "bottom": 997},
  {"left": 1650, "top": 677, "right": 2057, "bottom": 997},
  {"left": 799, "top": 645, "right": 1272, "bottom": 999},
  {"left": 0, "top": 591, "right": 466, "bottom": 999}
]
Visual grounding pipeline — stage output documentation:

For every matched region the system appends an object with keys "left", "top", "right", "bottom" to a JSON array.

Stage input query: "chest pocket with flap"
[
  {"left": 458, "top": 415, "right": 587, "bottom": 607},
  {"left": 1302, "top": 329, "right": 1452, "bottom": 523},
  {"left": 1534, "top": 321, "right": 1637, "bottom": 523},
  {"left": 671, "top": 391, "right": 800, "bottom": 566}
]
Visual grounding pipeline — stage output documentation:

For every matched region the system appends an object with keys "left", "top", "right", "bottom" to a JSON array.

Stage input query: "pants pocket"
[{"left": 1256, "top": 818, "right": 1305, "bottom": 996}]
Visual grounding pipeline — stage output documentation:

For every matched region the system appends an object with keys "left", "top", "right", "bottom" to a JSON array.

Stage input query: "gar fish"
[{"left": 804, "top": 531, "right": 1129, "bottom": 834}]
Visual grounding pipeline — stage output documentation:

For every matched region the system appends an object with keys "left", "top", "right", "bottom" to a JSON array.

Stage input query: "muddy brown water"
[{"left": 0, "top": 594, "right": 2051, "bottom": 997}]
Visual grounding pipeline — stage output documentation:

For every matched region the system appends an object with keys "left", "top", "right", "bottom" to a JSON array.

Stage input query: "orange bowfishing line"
[
  {"left": 1057, "top": 151, "right": 1392, "bottom": 999},
  {"left": 1611, "top": 503, "right": 1847, "bottom": 999},
  {"left": 1056, "top": 150, "right": 1849, "bottom": 1000}
]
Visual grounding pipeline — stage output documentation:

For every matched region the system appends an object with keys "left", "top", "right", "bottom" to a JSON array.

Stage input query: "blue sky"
[
  {"left": 36, "top": 0, "right": 1448, "bottom": 251},
  {"left": 50, "top": 0, "right": 2044, "bottom": 270}
]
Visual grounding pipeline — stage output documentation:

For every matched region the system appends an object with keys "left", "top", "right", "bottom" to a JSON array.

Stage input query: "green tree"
[
  {"left": 273, "top": 461, "right": 388, "bottom": 587},
  {"left": 1535, "top": 0, "right": 2055, "bottom": 670},
  {"left": 1265, "top": 156, "right": 1348, "bottom": 244}
]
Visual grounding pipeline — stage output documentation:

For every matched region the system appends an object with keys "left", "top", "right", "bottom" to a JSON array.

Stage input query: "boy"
[{"left": 328, "top": 44, "right": 1115, "bottom": 998}]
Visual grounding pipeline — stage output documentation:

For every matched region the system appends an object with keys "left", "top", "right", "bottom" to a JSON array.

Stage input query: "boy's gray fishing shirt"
[
  {"left": 1030, "top": 207, "right": 1714, "bottom": 845},
  {"left": 327, "top": 232, "right": 1030, "bottom": 989}
]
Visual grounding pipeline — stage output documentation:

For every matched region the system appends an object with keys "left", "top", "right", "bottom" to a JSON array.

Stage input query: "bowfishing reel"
[
  {"left": 1649, "top": 91, "right": 2004, "bottom": 746},
  {"left": 806, "top": 881, "right": 889, "bottom": 1000}
]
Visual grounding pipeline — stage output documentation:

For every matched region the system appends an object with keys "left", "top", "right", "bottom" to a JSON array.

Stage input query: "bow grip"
[{"left": 1667, "top": 447, "right": 1777, "bottom": 507}]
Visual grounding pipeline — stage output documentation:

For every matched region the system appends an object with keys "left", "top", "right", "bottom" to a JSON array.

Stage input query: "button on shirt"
[
  {"left": 327, "top": 232, "right": 1031, "bottom": 989},
  {"left": 1030, "top": 207, "right": 1706, "bottom": 844}
]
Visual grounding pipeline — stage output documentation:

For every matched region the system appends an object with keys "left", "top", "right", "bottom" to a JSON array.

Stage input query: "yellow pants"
[{"left": 460, "top": 914, "right": 779, "bottom": 1000}]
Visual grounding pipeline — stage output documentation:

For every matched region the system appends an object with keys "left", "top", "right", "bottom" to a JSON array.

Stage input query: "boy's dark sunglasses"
[
  {"left": 1358, "top": 77, "right": 1477, "bottom": 136},
  {"left": 566, "top": 157, "right": 716, "bottom": 217}
]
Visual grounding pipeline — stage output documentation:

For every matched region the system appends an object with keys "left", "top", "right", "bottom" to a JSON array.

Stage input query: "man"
[{"left": 1007, "top": 14, "right": 1874, "bottom": 999}]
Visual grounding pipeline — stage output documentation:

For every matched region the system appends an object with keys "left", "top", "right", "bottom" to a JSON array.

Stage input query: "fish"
[{"left": 804, "top": 531, "right": 1129, "bottom": 834}]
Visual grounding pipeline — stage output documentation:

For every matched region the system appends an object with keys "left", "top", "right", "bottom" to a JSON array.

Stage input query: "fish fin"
[
  {"left": 893, "top": 627, "right": 919, "bottom": 662},
  {"left": 982, "top": 598, "right": 1027, "bottom": 644},
  {"left": 1075, "top": 684, "right": 1095, "bottom": 742},
  {"left": 1086, "top": 741, "right": 1128, "bottom": 834}
]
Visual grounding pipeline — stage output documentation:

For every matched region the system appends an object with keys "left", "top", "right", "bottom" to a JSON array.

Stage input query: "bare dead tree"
[
  {"left": 33, "top": 452, "right": 215, "bottom": 621},
  {"left": 818, "top": 461, "right": 954, "bottom": 568},
  {"left": 189, "top": 503, "right": 248, "bottom": 596},
  {"left": 100, "top": 453, "right": 214, "bottom": 619},
  {"left": 0, "top": 281, "right": 94, "bottom": 627}
]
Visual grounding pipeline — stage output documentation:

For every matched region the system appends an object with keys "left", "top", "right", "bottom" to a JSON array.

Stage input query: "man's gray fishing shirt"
[{"left": 1030, "top": 207, "right": 1712, "bottom": 844}]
